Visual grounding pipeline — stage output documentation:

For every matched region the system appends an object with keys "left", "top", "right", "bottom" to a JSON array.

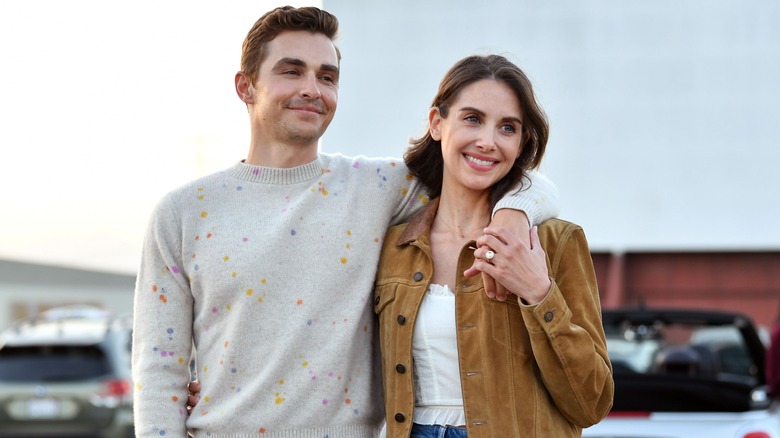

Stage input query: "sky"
[{"left": 0, "top": 0, "right": 316, "bottom": 274}]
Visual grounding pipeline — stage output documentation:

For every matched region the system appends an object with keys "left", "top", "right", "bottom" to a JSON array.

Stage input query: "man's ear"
[
  {"left": 428, "top": 107, "right": 443, "bottom": 141},
  {"left": 235, "top": 71, "right": 254, "bottom": 104}
]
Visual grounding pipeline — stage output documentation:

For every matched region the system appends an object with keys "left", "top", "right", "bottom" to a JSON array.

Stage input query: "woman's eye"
[
  {"left": 465, "top": 115, "right": 480, "bottom": 123},
  {"left": 501, "top": 124, "right": 517, "bottom": 133}
]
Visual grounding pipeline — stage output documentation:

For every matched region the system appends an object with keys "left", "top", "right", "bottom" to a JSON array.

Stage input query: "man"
[{"left": 132, "top": 6, "right": 558, "bottom": 437}]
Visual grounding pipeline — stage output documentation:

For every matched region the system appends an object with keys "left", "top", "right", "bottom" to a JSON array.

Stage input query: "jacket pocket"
[{"left": 374, "top": 283, "right": 397, "bottom": 315}]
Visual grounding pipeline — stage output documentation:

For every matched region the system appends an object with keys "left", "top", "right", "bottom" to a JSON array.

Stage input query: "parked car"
[
  {"left": 584, "top": 307, "right": 780, "bottom": 438},
  {"left": 0, "top": 306, "right": 134, "bottom": 438}
]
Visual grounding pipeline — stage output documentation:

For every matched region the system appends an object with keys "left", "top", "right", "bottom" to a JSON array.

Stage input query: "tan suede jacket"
[{"left": 374, "top": 200, "right": 613, "bottom": 437}]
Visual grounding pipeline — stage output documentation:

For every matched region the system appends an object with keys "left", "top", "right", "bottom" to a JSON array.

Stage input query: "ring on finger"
[{"left": 485, "top": 250, "right": 496, "bottom": 261}]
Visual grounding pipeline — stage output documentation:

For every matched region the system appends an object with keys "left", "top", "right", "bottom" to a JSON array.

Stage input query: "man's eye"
[
  {"left": 283, "top": 70, "right": 299, "bottom": 75},
  {"left": 320, "top": 75, "right": 335, "bottom": 83},
  {"left": 465, "top": 115, "right": 480, "bottom": 123}
]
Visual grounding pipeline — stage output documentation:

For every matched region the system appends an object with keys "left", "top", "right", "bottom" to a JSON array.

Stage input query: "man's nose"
[{"left": 300, "top": 72, "right": 321, "bottom": 99}]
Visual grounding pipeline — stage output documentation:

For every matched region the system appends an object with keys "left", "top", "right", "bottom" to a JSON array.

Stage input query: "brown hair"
[
  {"left": 405, "top": 55, "right": 548, "bottom": 207},
  {"left": 241, "top": 6, "right": 340, "bottom": 85}
]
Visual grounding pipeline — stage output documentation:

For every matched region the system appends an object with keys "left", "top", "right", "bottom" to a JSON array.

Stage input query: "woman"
[{"left": 374, "top": 55, "right": 613, "bottom": 437}]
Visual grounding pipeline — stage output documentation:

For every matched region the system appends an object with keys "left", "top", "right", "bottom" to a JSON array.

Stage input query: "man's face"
[{"left": 248, "top": 31, "right": 339, "bottom": 149}]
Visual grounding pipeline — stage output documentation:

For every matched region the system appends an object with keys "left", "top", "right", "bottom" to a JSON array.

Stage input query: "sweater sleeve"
[
  {"left": 132, "top": 195, "right": 195, "bottom": 437},
  {"left": 493, "top": 170, "right": 560, "bottom": 226},
  {"left": 378, "top": 159, "right": 432, "bottom": 227}
]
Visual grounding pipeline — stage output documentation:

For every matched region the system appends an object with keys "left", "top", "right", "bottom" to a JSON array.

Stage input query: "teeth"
[{"left": 466, "top": 155, "right": 495, "bottom": 166}]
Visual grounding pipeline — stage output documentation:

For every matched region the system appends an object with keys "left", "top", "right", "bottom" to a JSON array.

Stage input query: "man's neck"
[{"left": 245, "top": 142, "right": 318, "bottom": 168}]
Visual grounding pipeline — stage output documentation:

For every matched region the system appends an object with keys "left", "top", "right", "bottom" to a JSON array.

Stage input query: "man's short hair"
[{"left": 241, "top": 6, "right": 340, "bottom": 85}]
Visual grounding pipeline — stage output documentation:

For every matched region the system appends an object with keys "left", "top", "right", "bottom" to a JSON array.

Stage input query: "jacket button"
[
  {"left": 395, "top": 364, "right": 406, "bottom": 374},
  {"left": 374, "top": 296, "right": 380, "bottom": 306},
  {"left": 544, "top": 311, "right": 554, "bottom": 322},
  {"left": 397, "top": 315, "right": 406, "bottom": 325},
  {"left": 413, "top": 272, "right": 424, "bottom": 281},
  {"left": 395, "top": 413, "right": 406, "bottom": 423}
]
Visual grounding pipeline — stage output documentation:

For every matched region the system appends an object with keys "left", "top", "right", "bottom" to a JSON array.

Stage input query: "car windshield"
[
  {"left": 606, "top": 321, "right": 757, "bottom": 382},
  {"left": 0, "top": 345, "right": 111, "bottom": 382}
]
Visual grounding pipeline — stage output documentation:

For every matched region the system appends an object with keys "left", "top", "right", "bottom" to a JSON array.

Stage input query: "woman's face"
[{"left": 430, "top": 79, "right": 524, "bottom": 195}]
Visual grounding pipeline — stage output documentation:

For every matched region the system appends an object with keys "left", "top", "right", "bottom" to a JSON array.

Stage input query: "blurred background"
[{"left": 1, "top": 0, "right": 778, "bottom": 329}]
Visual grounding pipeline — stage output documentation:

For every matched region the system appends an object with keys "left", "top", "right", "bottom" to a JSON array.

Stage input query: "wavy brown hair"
[
  {"left": 241, "top": 6, "right": 340, "bottom": 85},
  {"left": 405, "top": 55, "right": 548, "bottom": 208}
]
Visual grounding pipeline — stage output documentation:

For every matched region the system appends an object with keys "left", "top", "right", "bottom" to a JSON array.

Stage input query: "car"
[
  {"left": 584, "top": 307, "right": 780, "bottom": 438},
  {"left": 0, "top": 305, "right": 134, "bottom": 438}
]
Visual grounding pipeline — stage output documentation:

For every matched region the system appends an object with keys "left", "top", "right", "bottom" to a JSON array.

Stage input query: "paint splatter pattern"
[{"left": 133, "top": 155, "right": 428, "bottom": 435}]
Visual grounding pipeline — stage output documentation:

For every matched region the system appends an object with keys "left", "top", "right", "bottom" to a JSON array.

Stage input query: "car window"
[
  {"left": 0, "top": 345, "right": 111, "bottom": 382},
  {"left": 606, "top": 322, "right": 757, "bottom": 381}
]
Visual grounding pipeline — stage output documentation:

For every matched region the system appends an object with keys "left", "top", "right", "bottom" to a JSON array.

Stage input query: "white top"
[{"left": 412, "top": 283, "right": 467, "bottom": 427}]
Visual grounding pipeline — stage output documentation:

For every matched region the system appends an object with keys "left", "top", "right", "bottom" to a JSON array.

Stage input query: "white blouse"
[{"left": 411, "top": 283, "right": 466, "bottom": 427}]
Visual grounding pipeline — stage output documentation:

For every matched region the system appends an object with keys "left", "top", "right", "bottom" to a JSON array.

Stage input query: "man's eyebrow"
[
  {"left": 321, "top": 63, "right": 339, "bottom": 76},
  {"left": 273, "top": 57, "right": 306, "bottom": 69},
  {"left": 273, "top": 57, "right": 339, "bottom": 76}
]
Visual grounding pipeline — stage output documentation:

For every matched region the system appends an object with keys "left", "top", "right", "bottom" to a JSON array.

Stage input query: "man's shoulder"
[{"left": 320, "top": 152, "right": 408, "bottom": 170}]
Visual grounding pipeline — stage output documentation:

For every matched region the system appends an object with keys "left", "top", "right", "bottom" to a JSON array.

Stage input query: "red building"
[{"left": 593, "top": 252, "right": 780, "bottom": 328}]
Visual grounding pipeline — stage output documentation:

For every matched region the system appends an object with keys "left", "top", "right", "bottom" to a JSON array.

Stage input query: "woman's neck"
[{"left": 433, "top": 185, "right": 492, "bottom": 241}]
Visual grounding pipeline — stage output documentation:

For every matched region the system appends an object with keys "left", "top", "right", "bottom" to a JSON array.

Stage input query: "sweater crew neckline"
[{"left": 229, "top": 155, "right": 331, "bottom": 185}]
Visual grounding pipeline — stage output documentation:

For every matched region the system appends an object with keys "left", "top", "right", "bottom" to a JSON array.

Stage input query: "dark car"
[
  {"left": 0, "top": 306, "right": 134, "bottom": 438},
  {"left": 584, "top": 307, "right": 780, "bottom": 438}
]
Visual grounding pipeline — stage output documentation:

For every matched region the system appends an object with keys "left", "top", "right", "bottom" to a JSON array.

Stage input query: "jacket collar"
[{"left": 396, "top": 197, "right": 440, "bottom": 246}]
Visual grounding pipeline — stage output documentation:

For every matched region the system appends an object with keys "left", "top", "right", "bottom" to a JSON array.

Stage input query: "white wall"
[{"left": 323, "top": 0, "right": 780, "bottom": 252}]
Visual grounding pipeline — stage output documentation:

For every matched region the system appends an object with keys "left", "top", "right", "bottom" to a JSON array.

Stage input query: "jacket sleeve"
[
  {"left": 494, "top": 170, "right": 560, "bottom": 227},
  {"left": 519, "top": 223, "right": 614, "bottom": 427},
  {"left": 131, "top": 195, "right": 195, "bottom": 437}
]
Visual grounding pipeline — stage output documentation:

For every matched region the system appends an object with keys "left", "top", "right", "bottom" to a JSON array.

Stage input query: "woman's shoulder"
[
  {"left": 383, "top": 222, "right": 412, "bottom": 246},
  {"left": 537, "top": 218, "right": 589, "bottom": 254},
  {"left": 538, "top": 218, "right": 582, "bottom": 235}
]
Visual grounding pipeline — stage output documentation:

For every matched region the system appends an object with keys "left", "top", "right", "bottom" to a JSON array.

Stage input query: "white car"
[
  {"left": 584, "top": 307, "right": 780, "bottom": 438},
  {"left": 0, "top": 306, "right": 134, "bottom": 437}
]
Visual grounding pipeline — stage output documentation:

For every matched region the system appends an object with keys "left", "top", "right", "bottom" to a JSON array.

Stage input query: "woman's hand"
[
  {"left": 464, "top": 208, "right": 530, "bottom": 301},
  {"left": 470, "top": 225, "right": 552, "bottom": 305}
]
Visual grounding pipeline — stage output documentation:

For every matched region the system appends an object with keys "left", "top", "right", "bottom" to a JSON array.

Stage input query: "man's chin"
[{"left": 285, "top": 130, "right": 326, "bottom": 147}]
